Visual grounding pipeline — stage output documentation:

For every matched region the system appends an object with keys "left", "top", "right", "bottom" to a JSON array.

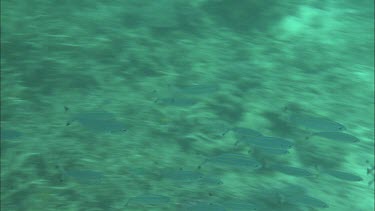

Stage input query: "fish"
[
  {"left": 367, "top": 166, "right": 374, "bottom": 175},
  {"left": 62, "top": 169, "right": 104, "bottom": 184},
  {"left": 182, "top": 202, "right": 227, "bottom": 211},
  {"left": 311, "top": 132, "right": 360, "bottom": 143},
  {"left": 161, "top": 169, "right": 203, "bottom": 182},
  {"left": 0, "top": 129, "right": 22, "bottom": 140},
  {"left": 238, "top": 136, "right": 293, "bottom": 149},
  {"left": 67, "top": 110, "right": 126, "bottom": 133},
  {"left": 231, "top": 127, "right": 263, "bottom": 139},
  {"left": 161, "top": 169, "right": 223, "bottom": 185},
  {"left": 126, "top": 194, "right": 171, "bottom": 206},
  {"left": 221, "top": 200, "right": 258, "bottom": 210},
  {"left": 202, "top": 120, "right": 231, "bottom": 136},
  {"left": 197, "top": 176, "right": 224, "bottom": 186},
  {"left": 155, "top": 97, "right": 198, "bottom": 107},
  {"left": 287, "top": 195, "right": 329, "bottom": 208},
  {"left": 270, "top": 165, "right": 315, "bottom": 177},
  {"left": 289, "top": 113, "right": 346, "bottom": 132},
  {"left": 174, "top": 84, "right": 219, "bottom": 95},
  {"left": 255, "top": 146, "right": 290, "bottom": 155},
  {"left": 201, "top": 153, "right": 262, "bottom": 170},
  {"left": 323, "top": 170, "right": 363, "bottom": 182}
]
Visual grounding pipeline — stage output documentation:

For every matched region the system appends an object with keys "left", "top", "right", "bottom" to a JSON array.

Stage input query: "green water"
[{"left": 1, "top": 0, "right": 374, "bottom": 210}]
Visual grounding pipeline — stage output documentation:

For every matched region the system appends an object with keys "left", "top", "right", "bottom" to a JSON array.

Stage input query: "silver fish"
[
  {"left": 161, "top": 169, "right": 203, "bottom": 182},
  {"left": 222, "top": 200, "right": 258, "bottom": 211},
  {"left": 63, "top": 169, "right": 104, "bottom": 184},
  {"left": 126, "top": 194, "right": 170, "bottom": 206},
  {"left": 238, "top": 136, "right": 293, "bottom": 149},
  {"left": 289, "top": 113, "right": 346, "bottom": 132},
  {"left": 68, "top": 110, "right": 126, "bottom": 133},
  {"left": 183, "top": 202, "right": 226, "bottom": 211},
  {"left": 231, "top": 127, "right": 263, "bottom": 139},
  {"left": 174, "top": 84, "right": 219, "bottom": 95},
  {"left": 201, "top": 153, "right": 262, "bottom": 170},
  {"left": 324, "top": 170, "right": 363, "bottom": 181},
  {"left": 288, "top": 195, "right": 329, "bottom": 208},
  {"left": 270, "top": 165, "right": 315, "bottom": 177},
  {"left": 312, "top": 132, "right": 360, "bottom": 143}
]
